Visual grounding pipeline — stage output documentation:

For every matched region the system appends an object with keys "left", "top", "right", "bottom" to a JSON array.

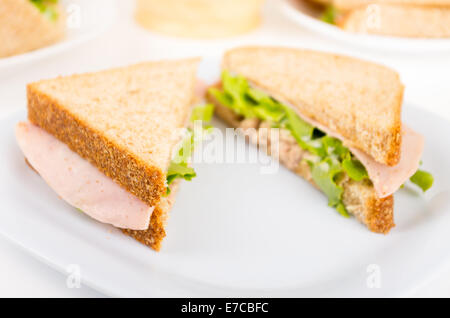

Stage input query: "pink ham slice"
[
  {"left": 16, "top": 122, "right": 153, "bottom": 230},
  {"left": 351, "top": 126, "right": 424, "bottom": 198}
]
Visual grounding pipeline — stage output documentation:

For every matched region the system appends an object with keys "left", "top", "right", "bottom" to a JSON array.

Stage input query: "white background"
[{"left": 0, "top": 0, "right": 449, "bottom": 297}]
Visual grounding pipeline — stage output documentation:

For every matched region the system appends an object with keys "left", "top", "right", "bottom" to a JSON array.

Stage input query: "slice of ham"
[
  {"left": 247, "top": 83, "right": 424, "bottom": 198},
  {"left": 16, "top": 122, "right": 153, "bottom": 230},
  {"left": 351, "top": 126, "right": 424, "bottom": 198}
]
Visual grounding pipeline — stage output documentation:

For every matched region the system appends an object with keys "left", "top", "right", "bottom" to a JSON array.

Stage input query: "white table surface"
[{"left": 0, "top": 0, "right": 449, "bottom": 298}]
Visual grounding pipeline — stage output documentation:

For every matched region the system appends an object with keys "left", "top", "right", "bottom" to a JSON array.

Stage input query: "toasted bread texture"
[
  {"left": 123, "top": 181, "right": 179, "bottom": 251},
  {"left": 211, "top": 98, "right": 395, "bottom": 233},
  {"left": 222, "top": 46, "right": 403, "bottom": 166},
  {"left": 340, "top": 4, "right": 450, "bottom": 38},
  {"left": 0, "top": 0, "right": 65, "bottom": 58},
  {"left": 27, "top": 59, "right": 200, "bottom": 208}
]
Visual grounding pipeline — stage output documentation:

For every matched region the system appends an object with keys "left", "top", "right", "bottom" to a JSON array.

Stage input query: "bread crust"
[
  {"left": 122, "top": 181, "right": 179, "bottom": 251},
  {"left": 210, "top": 94, "right": 395, "bottom": 234},
  {"left": 222, "top": 46, "right": 404, "bottom": 166},
  {"left": 27, "top": 85, "right": 166, "bottom": 208}
]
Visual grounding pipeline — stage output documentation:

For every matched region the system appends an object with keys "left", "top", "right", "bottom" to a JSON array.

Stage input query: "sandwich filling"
[
  {"left": 320, "top": 5, "right": 341, "bottom": 25},
  {"left": 166, "top": 103, "right": 214, "bottom": 194},
  {"left": 16, "top": 104, "right": 214, "bottom": 231},
  {"left": 16, "top": 121, "right": 153, "bottom": 230},
  {"left": 209, "top": 71, "right": 433, "bottom": 216}
]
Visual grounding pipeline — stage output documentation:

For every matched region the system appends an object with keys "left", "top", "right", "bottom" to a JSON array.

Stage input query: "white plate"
[
  {"left": 1, "top": 60, "right": 450, "bottom": 297},
  {"left": 0, "top": 0, "right": 117, "bottom": 70},
  {"left": 281, "top": 0, "right": 450, "bottom": 53}
]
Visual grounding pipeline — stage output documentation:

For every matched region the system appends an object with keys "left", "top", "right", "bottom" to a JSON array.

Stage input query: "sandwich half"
[
  {"left": 207, "top": 46, "right": 433, "bottom": 234},
  {"left": 0, "top": 0, "right": 65, "bottom": 58},
  {"left": 304, "top": 0, "right": 450, "bottom": 38},
  {"left": 339, "top": 4, "right": 450, "bottom": 38},
  {"left": 16, "top": 58, "right": 213, "bottom": 251}
]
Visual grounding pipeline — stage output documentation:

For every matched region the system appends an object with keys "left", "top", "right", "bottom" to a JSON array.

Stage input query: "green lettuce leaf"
[
  {"left": 320, "top": 136, "right": 348, "bottom": 159},
  {"left": 282, "top": 106, "right": 315, "bottom": 146},
  {"left": 30, "top": 0, "right": 59, "bottom": 21},
  {"left": 191, "top": 103, "right": 215, "bottom": 122},
  {"left": 410, "top": 169, "right": 434, "bottom": 192},
  {"left": 208, "top": 87, "right": 233, "bottom": 109},
  {"left": 336, "top": 202, "right": 350, "bottom": 218},
  {"left": 342, "top": 157, "right": 369, "bottom": 182},
  {"left": 165, "top": 104, "right": 214, "bottom": 194},
  {"left": 247, "top": 88, "right": 285, "bottom": 122},
  {"left": 309, "top": 158, "right": 343, "bottom": 207},
  {"left": 221, "top": 71, "right": 256, "bottom": 118},
  {"left": 320, "top": 5, "right": 338, "bottom": 25},
  {"left": 167, "top": 163, "right": 196, "bottom": 185}
]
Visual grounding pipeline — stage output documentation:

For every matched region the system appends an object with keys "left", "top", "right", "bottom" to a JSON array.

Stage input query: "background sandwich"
[
  {"left": 339, "top": 4, "right": 450, "bottom": 38},
  {"left": 302, "top": 0, "right": 450, "bottom": 38},
  {"left": 208, "top": 46, "right": 433, "bottom": 234},
  {"left": 16, "top": 58, "right": 213, "bottom": 251},
  {"left": 0, "top": 0, "right": 65, "bottom": 58}
]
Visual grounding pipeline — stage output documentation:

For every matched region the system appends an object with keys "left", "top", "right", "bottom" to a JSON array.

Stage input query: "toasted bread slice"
[
  {"left": 339, "top": 4, "right": 450, "bottom": 38},
  {"left": 123, "top": 181, "right": 180, "bottom": 251},
  {"left": 211, "top": 97, "right": 395, "bottom": 234},
  {"left": 0, "top": 0, "right": 65, "bottom": 58},
  {"left": 27, "top": 58, "right": 200, "bottom": 208},
  {"left": 222, "top": 46, "right": 403, "bottom": 166},
  {"left": 333, "top": 0, "right": 450, "bottom": 10},
  {"left": 135, "top": 0, "right": 263, "bottom": 38}
]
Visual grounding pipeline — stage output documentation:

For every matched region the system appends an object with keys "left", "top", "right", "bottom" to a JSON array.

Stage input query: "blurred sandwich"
[
  {"left": 207, "top": 46, "right": 433, "bottom": 234},
  {"left": 339, "top": 4, "right": 450, "bottom": 38},
  {"left": 0, "top": 0, "right": 65, "bottom": 58},
  {"left": 332, "top": 0, "right": 450, "bottom": 10},
  {"left": 16, "top": 59, "right": 214, "bottom": 251},
  {"left": 305, "top": 0, "right": 450, "bottom": 37}
]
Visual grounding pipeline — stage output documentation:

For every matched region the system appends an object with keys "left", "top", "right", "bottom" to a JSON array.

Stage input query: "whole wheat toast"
[
  {"left": 222, "top": 46, "right": 404, "bottom": 166},
  {"left": 27, "top": 59, "right": 200, "bottom": 208}
]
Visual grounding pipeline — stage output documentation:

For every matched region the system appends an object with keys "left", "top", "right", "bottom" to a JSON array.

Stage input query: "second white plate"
[{"left": 281, "top": 0, "right": 450, "bottom": 53}]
